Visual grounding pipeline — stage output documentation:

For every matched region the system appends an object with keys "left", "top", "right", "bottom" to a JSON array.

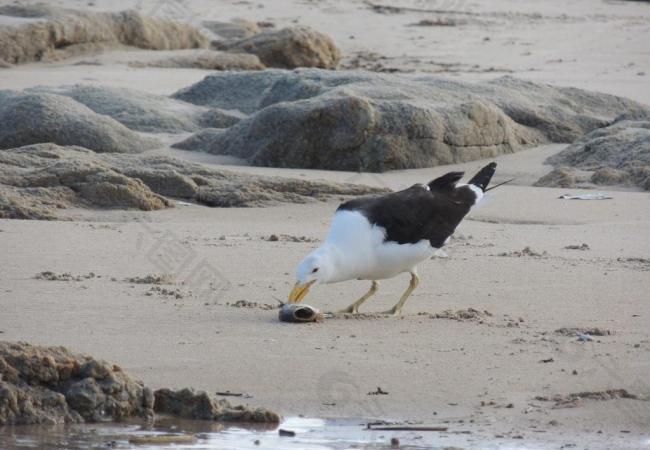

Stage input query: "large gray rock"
[
  {"left": 0, "top": 143, "right": 387, "bottom": 219},
  {"left": 0, "top": 5, "right": 209, "bottom": 64},
  {"left": 542, "top": 120, "right": 650, "bottom": 190},
  {"left": 0, "top": 341, "right": 153, "bottom": 425},
  {"left": 0, "top": 90, "right": 162, "bottom": 152},
  {"left": 218, "top": 27, "right": 341, "bottom": 69},
  {"left": 28, "top": 85, "right": 242, "bottom": 133},
  {"left": 172, "top": 70, "right": 648, "bottom": 171}
]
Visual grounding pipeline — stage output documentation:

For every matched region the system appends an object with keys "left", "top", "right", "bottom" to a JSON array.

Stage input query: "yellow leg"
[
  {"left": 338, "top": 281, "right": 378, "bottom": 314},
  {"left": 382, "top": 273, "right": 419, "bottom": 316}
]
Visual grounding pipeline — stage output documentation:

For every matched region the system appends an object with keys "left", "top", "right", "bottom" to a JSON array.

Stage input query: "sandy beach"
[{"left": 1, "top": 0, "right": 649, "bottom": 448}]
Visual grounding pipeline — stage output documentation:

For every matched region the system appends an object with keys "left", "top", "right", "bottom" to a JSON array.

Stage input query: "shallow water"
[
  {"left": 2, "top": 416, "right": 648, "bottom": 450},
  {"left": 0, "top": 417, "right": 445, "bottom": 450}
]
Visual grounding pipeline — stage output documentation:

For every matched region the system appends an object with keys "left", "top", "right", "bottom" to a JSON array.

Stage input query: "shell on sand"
[{"left": 278, "top": 304, "right": 324, "bottom": 323}]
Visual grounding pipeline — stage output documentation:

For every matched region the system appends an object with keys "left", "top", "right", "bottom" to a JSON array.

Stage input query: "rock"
[
  {"left": 591, "top": 167, "right": 631, "bottom": 186},
  {"left": 0, "top": 5, "right": 209, "bottom": 64},
  {"left": 0, "top": 143, "right": 387, "bottom": 219},
  {"left": 638, "top": 167, "right": 650, "bottom": 191},
  {"left": 547, "top": 120, "right": 650, "bottom": 168},
  {"left": 193, "top": 175, "right": 385, "bottom": 207},
  {"left": 172, "top": 70, "right": 647, "bottom": 171},
  {"left": 65, "top": 378, "right": 107, "bottom": 419},
  {"left": 544, "top": 120, "right": 650, "bottom": 190},
  {"left": 119, "top": 169, "right": 199, "bottom": 199},
  {"left": 0, "top": 144, "right": 170, "bottom": 219},
  {"left": 176, "top": 129, "right": 226, "bottom": 152},
  {"left": 28, "top": 85, "right": 240, "bottom": 133},
  {"left": 534, "top": 167, "right": 578, "bottom": 188},
  {"left": 198, "top": 110, "right": 244, "bottom": 129},
  {"left": 204, "top": 19, "right": 262, "bottom": 40},
  {"left": 0, "top": 341, "right": 153, "bottom": 425},
  {"left": 130, "top": 50, "right": 264, "bottom": 71},
  {"left": 173, "top": 70, "right": 290, "bottom": 113},
  {"left": 154, "top": 388, "right": 280, "bottom": 423},
  {"left": 0, "top": 4, "right": 60, "bottom": 18},
  {"left": 613, "top": 109, "right": 650, "bottom": 122},
  {"left": 0, "top": 91, "right": 161, "bottom": 153},
  {"left": 153, "top": 388, "right": 217, "bottom": 420},
  {"left": 0, "top": 342, "right": 277, "bottom": 426},
  {"left": 219, "top": 27, "right": 341, "bottom": 69}
]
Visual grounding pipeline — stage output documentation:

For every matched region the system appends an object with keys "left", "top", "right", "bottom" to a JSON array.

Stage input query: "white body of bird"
[{"left": 313, "top": 209, "right": 434, "bottom": 282}]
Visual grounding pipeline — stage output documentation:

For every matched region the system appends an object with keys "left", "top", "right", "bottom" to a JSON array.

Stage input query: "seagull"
[{"left": 288, "top": 162, "right": 498, "bottom": 315}]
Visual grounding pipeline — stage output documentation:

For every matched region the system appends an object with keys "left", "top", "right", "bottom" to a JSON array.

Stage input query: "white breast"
[{"left": 324, "top": 210, "right": 434, "bottom": 282}]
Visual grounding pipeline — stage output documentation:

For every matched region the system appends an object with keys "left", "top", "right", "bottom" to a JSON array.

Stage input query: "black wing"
[{"left": 338, "top": 179, "right": 477, "bottom": 248}]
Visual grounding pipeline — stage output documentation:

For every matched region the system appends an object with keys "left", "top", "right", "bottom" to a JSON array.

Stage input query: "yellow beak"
[{"left": 288, "top": 280, "right": 315, "bottom": 303}]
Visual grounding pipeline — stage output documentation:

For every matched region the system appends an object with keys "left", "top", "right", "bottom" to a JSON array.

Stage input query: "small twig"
[
  {"left": 367, "top": 426, "right": 448, "bottom": 432},
  {"left": 216, "top": 391, "right": 244, "bottom": 397}
]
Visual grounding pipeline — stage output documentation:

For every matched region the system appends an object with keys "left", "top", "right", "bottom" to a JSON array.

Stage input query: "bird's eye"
[{"left": 312, "top": 268, "right": 319, "bottom": 273}]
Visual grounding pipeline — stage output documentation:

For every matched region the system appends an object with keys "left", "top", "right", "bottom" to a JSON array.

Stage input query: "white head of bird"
[{"left": 289, "top": 245, "right": 340, "bottom": 303}]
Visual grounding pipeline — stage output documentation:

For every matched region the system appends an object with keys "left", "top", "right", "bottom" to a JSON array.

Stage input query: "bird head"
[{"left": 288, "top": 249, "right": 335, "bottom": 303}]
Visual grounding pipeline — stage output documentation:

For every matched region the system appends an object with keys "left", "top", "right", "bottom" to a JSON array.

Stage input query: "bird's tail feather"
[{"left": 468, "top": 162, "right": 497, "bottom": 192}]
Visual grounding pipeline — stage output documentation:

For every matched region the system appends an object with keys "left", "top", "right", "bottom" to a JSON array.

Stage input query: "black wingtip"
[
  {"left": 468, "top": 162, "right": 497, "bottom": 192},
  {"left": 428, "top": 171, "right": 465, "bottom": 191}
]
